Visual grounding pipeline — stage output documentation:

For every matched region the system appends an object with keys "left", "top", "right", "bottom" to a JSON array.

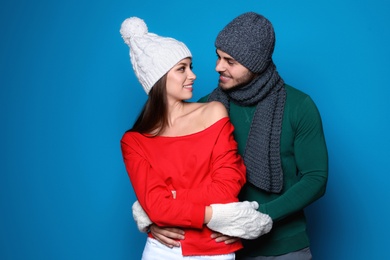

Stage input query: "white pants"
[{"left": 142, "top": 237, "right": 235, "bottom": 260}]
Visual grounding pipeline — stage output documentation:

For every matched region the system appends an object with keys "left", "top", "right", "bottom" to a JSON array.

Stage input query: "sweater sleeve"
[
  {"left": 121, "top": 134, "right": 205, "bottom": 228},
  {"left": 175, "top": 120, "right": 246, "bottom": 205},
  {"left": 260, "top": 96, "right": 328, "bottom": 220}
]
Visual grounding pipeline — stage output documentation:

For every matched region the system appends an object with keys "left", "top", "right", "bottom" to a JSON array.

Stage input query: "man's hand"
[
  {"left": 207, "top": 201, "right": 272, "bottom": 239},
  {"left": 211, "top": 232, "right": 240, "bottom": 244},
  {"left": 132, "top": 200, "right": 152, "bottom": 232},
  {"left": 150, "top": 224, "right": 185, "bottom": 248}
]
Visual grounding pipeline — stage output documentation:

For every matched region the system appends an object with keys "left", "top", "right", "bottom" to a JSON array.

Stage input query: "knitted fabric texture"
[
  {"left": 209, "top": 61, "right": 286, "bottom": 193},
  {"left": 207, "top": 201, "right": 272, "bottom": 239},
  {"left": 215, "top": 12, "right": 275, "bottom": 74},
  {"left": 120, "top": 17, "right": 192, "bottom": 94}
]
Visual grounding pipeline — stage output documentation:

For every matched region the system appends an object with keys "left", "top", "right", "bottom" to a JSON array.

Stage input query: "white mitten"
[
  {"left": 132, "top": 200, "right": 152, "bottom": 233},
  {"left": 207, "top": 201, "right": 272, "bottom": 239}
]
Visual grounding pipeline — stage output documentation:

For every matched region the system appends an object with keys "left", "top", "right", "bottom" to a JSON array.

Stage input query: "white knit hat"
[{"left": 120, "top": 17, "right": 192, "bottom": 94}]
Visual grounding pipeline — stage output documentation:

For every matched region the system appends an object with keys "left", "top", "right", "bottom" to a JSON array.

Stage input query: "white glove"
[
  {"left": 132, "top": 200, "right": 152, "bottom": 233},
  {"left": 207, "top": 201, "right": 272, "bottom": 239}
]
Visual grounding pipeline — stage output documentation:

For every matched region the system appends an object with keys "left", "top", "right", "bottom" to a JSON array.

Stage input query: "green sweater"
[{"left": 199, "top": 84, "right": 328, "bottom": 256}]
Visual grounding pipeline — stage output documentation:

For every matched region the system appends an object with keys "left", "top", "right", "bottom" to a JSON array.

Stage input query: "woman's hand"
[{"left": 150, "top": 224, "right": 185, "bottom": 248}]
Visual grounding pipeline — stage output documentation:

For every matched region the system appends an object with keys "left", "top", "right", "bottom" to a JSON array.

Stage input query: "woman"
[{"left": 119, "top": 17, "right": 272, "bottom": 259}]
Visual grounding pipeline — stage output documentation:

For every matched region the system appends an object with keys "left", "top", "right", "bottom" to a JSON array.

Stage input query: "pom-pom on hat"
[
  {"left": 120, "top": 17, "right": 192, "bottom": 94},
  {"left": 215, "top": 12, "right": 275, "bottom": 74}
]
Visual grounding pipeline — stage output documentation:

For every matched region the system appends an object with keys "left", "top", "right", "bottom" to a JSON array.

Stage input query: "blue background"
[{"left": 1, "top": 0, "right": 389, "bottom": 259}]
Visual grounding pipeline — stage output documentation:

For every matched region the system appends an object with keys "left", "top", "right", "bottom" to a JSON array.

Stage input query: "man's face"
[{"left": 215, "top": 49, "right": 256, "bottom": 90}]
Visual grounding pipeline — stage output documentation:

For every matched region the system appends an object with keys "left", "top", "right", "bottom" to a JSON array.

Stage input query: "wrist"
[{"left": 204, "top": 206, "right": 213, "bottom": 224}]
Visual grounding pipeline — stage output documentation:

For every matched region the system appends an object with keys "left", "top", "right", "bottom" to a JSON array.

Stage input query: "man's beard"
[{"left": 218, "top": 70, "right": 257, "bottom": 91}]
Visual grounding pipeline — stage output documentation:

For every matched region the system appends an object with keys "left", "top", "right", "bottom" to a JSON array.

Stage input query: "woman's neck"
[{"left": 166, "top": 100, "right": 188, "bottom": 127}]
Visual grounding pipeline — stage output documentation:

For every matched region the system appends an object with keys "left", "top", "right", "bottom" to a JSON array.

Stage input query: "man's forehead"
[{"left": 216, "top": 49, "right": 235, "bottom": 60}]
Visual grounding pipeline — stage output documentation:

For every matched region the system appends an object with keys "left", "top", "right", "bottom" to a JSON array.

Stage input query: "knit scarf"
[{"left": 208, "top": 62, "right": 286, "bottom": 193}]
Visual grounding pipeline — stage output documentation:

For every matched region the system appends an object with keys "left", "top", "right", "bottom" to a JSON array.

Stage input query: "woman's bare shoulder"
[
  {"left": 204, "top": 101, "right": 228, "bottom": 117},
  {"left": 201, "top": 101, "right": 228, "bottom": 127},
  {"left": 185, "top": 101, "right": 226, "bottom": 115}
]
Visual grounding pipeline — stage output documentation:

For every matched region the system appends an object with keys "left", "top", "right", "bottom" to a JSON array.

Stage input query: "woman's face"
[{"left": 166, "top": 58, "right": 196, "bottom": 102}]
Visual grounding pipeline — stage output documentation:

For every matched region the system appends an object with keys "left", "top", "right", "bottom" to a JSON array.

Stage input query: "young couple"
[{"left": 120, "top": 12, "right": 328, "bottom": 260}]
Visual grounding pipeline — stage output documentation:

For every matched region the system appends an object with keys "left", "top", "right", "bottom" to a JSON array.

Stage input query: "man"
[{"left": 138, "top": 12, "right": 328, "bottom": 259}]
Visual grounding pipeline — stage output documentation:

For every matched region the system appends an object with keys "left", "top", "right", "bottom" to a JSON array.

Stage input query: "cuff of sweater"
[{"left": 192, "top": 203, "right": 206, "bottom": 228}]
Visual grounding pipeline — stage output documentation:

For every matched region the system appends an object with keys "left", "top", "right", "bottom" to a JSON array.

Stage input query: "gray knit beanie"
[{"left": 215, "top": 12, "right": 275, "bottom": 74}]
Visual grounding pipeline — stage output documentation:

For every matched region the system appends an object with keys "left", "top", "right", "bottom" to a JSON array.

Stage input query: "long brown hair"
[{"left": 130, "top": 74, "right": 168, "bottom": 136}]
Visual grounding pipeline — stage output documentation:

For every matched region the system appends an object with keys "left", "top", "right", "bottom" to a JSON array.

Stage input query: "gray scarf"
[{"left": 208, "top": 62, "right": 286, "bottom": 193}]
